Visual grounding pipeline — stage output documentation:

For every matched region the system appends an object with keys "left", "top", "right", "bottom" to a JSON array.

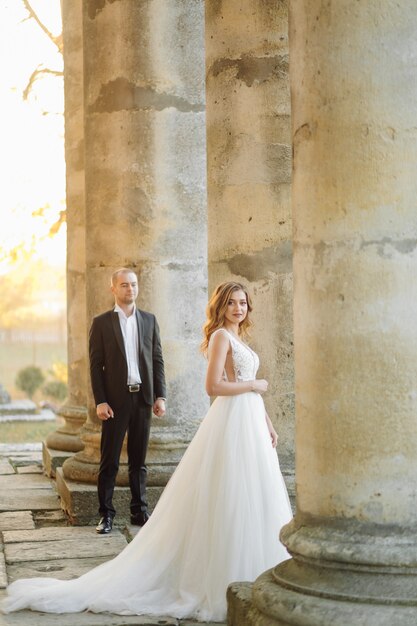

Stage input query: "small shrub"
[
  {"left": 42, "top": 380, "right": 68, "bottom": 403},
  {"left": 15, "top": 366, "right": 45, "bottom": 399}
]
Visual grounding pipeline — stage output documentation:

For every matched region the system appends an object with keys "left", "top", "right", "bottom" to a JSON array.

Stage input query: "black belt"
[{"left": 127, "top": 384, "right": 141, "bottom": 392}]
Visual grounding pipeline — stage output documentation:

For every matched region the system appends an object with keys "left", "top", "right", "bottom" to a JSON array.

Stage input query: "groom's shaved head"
[{"left": 111, "top": 268, "right": 137, "bottom": 286}]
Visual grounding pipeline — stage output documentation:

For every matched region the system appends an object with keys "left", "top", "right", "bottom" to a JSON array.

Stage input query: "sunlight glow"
[{"left": 0, "top": 0, "right": 65, "bottom": 275}]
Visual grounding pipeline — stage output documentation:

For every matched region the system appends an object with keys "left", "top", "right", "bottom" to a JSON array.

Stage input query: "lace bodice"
[{"left": 209, "top": 328, "right": 259, "bottom": 382}]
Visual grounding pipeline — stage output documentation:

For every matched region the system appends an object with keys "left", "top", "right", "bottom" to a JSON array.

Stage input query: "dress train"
[{"left": 2, "top": 330, "right": 292, "bottom": 621}]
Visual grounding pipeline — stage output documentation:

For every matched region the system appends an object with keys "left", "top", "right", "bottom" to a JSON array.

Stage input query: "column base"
[
  {"left": 229, "top": 566, "right": 417, "bottom": 626},
  {"left": 45, "top": 404, "right": 86, "bottom": 453},
  {"left": 55, "top": 467, "right": 164, "bottom": 525},
  {"left": 228, "top": 516, "right": 417, "bottom": 626},
  {"left": 45, "top": 430, "right": 84, "bottom": 453},
  {"left": 62, "top": 420, "right": 193, "bottom": 485},
  {"left": 57, "top": 421, "right": 196, "bottom": 524},
  {"left": 42, "top": 442, "right": 73, "bottom": 478}
]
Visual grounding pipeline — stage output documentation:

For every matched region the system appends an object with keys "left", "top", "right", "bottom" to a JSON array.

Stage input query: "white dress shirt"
[{"left": 114, "top": 305, "right": 142, "bottom": 385}]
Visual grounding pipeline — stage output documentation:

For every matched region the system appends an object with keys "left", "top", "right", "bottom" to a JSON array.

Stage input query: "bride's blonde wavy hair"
[{"left": 200, "top": 281, "right": 253, "bottom": 355}]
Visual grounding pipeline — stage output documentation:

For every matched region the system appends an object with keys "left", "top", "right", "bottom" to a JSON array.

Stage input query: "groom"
[{"left": 89, "top": 268, "right": 166, "bottom": 534}]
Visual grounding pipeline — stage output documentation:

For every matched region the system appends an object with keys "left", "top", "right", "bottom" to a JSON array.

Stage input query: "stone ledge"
[
  {"left": 17, "top": 465, "right": 43, "bottom": 474},
  {"left": 0, "top": 474, "right": 54, "bottom": 490},
  {"left": 7, "top": 556, "right": 115, "bottom": 583},
  {"left": 0, "top": 489, "right": 61, "bottom": 513},
  {"left": 55, "top": 467, "right": 163, "bottom": 525},
  {"left": 0, "top": 443, "right": 42, "bottom": 453},
  {"left": 0, "top": 461, "right": 15, "bottom": 476},
  {"left": 0, "top": 408, "right": 55, "bottom": 422},
  {"left": 4, "top": 532, "right": 127, "bottom": 563},
  {"left": 3, "top": 526, "right": 105, "bottom": 544},
  {"left": 0, "top": 511, "right": 35, "bottom": 532},
  {"left": 42, "top": 443, "right": 73, "bottom": 478},
  {"left": 0, "top": 400, "right": 37, "bottom": 415}
]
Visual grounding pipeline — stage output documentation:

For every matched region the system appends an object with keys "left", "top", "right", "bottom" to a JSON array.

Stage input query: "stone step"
[
  {"left": 0, "top": 412, "right": 55, "bottom": 422},
  {"left": 33, "top": 510, "right": 68, "bottom": 527},
  {"left": 0, "top": 512, "right": 34, "bottom": 532},
  {"left": 4, "top": 532, "right": 127, "bottom": 563},
  {"left": 42, "top": 445, "right": 73, "bottom": 478},
  {"left": 0, "top": 489, "right": 61, "bottom": 512},
  {"left": 0, "top": 444, "right": 43, "bottom": 469},
  {"left": 0, "top": 462, "right": 14, "bottom": 476},
  {"left": 0, "top": 400, "right": 37, "bottom": 416},
  {"left": 0, "top": 475, "right": 54, "bottom": 490},
  {"left": 0, "top": 443, "right": 41, "bottom": 453},
  {"left": 16, "top": 465, "right": 43, "bottom": 474},
  {"left": 7, "top": 556, "right": 115, "bottom": 583},
  {"left": 55, "top": 468, "right": 163, "bottom": 525},
  {"left": 3, "top": 526, "right": 103, "bottom": 544}
]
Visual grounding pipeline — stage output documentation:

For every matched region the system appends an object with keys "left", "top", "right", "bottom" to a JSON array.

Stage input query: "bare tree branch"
[
  {"left": 23, "top": 65, "right": 63, "bottom": 101},
  {"left": 21, "top": 0, "right": 63, "bottom": 54}
]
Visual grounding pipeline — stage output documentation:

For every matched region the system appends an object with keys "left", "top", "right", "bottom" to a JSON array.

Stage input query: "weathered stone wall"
[
  {"left": 229, "top": 1, "right": 417, "bottom": 623},
  {"left": 45, "top": 0, "right": 87, "bottom": 457},
  {"left": 63, "top": 0, "right": 87, "bottom": 415},
  {"left": 63, "top": 0, "right": 208, "bottom": 491},
  {"left": 291, "top": 0, "right": 417, "bottom": 526},
  {"left": 205, "top": 0, "right": 293, "bottom": 463},
  {"left": 85, "top": 0, "right": 208, "bottom": 430}
]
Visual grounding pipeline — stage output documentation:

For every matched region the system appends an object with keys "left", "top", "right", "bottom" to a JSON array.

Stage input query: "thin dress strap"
[{"left": 208, "top": 328, "right": 231, "bottom": 381}]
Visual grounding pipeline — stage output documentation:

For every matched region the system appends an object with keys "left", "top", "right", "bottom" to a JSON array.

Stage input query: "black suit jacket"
[{"left": 89, "top": 308, "right": 166, "bottom": 409}]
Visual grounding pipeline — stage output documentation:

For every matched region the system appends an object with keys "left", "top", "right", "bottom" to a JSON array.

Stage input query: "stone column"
[
  {"left": 59, "top": 0, "right": 208, "bottom": 523},
  {"left": 43, "top": 0, "right": 87, "bottom": 477},
  {"left": 205, "top": 1, "right": 294, "bottom": 476},
  {"left": 230, "top": 1, "right": 417, "bottom": 624}
]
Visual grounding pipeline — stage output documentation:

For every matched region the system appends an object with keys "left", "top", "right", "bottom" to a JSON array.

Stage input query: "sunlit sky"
[{"left": 0, "top": 0, "right": 66, "bottom": 276}]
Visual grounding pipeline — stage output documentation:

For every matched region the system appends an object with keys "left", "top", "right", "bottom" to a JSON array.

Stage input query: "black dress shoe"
[
  {"left": 96, "top": 516, "right": 113, "bottom": 534},
  {"left": 130, "top": 511, "right": 150, "bottom": 526}
]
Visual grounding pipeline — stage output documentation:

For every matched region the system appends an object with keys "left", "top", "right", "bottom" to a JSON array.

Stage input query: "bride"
[{"left": 2, "top": 281, "right": 292, "bottom": 622}]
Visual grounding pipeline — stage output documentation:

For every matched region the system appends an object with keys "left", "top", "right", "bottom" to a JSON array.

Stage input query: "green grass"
[
  {"left": 0, "top": 419, "right": 61, "bottom": 443},
  {"left": 0, "top": 341, "right": 67, "bottom": 398}
]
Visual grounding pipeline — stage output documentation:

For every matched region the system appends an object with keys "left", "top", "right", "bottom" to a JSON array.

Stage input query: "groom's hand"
[
  {"left": 153, "top": 398, "right": 166, "bottom": 417},
  {"left": 96, "top": 402, "right": 114, "bottom": 420}
]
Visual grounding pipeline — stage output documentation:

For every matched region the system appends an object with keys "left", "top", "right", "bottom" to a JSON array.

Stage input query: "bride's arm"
[
  {"left": 265, "top": 411, "right": 278, "bottom": 448},
  {"left": 205, "top": 331, "right": 267, "bottom": 397}
]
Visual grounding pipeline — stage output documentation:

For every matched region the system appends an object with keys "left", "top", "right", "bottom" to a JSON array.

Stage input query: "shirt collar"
[{"left": 114, "top": 304, "right": 136, "bottom": 319}]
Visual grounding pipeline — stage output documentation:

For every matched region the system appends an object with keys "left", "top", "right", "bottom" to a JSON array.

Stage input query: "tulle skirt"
[{"left": 2, "top": 392, "right": 292, "bottom": 621}]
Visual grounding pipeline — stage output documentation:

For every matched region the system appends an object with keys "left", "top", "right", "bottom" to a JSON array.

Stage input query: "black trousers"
[{"left": 97, "top": 389, "right": 152, "bottom": 519}]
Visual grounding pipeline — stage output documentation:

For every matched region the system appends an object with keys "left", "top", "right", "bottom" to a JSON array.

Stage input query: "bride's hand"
[
  {"left": 270, "top": 428, "right": 278, "bottom": 448},
  {"left": 252, "top": 379, "right": 268, "bottom": 394}
]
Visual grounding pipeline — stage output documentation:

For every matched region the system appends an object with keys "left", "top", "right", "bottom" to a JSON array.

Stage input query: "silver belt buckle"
[{"left": 128, "top": 384, "right": 140, "bottom": 392}]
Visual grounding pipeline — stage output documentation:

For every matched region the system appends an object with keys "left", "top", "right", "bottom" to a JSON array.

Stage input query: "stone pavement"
[{"left": 0, "top": 444, "right": 225, "bottom": 626}]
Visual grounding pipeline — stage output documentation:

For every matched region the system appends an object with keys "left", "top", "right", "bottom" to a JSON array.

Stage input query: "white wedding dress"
[{"left": 2, "top": 328, "right": 292, "bottom": 621}]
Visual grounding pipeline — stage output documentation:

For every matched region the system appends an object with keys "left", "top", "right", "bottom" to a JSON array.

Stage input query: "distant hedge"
[
  {"left": 42, "top": 380, "right": 67, "bottom": 402},
  {"left": 15, "top": 366, "right": 45, "bottom": 399}
]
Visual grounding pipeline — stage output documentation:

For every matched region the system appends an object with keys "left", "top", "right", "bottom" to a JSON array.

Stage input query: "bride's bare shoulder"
[
  {"left": 209, "top": 328, "right": 230, "bottom": 351},
  {"left": 211, "top": 327, "right": 229, "bottom": 338}
]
